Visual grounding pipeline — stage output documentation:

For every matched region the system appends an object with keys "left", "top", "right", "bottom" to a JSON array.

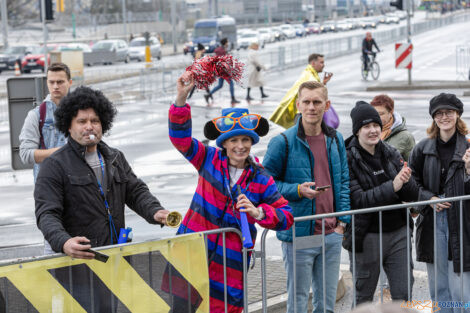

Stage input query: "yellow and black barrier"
[{"left": 0, "top": 233, "right": 209, "bottom": 312}]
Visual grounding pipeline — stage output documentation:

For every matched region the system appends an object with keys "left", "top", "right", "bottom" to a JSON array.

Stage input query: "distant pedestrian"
[
  {"left": 371, "top": 94, "right": 415, "bottom": 161},
  {"left": 409, "top": 93, "right": 470, "bottom": 313},
  {"left": 270, "top": 53, "right": 335, "bottom": 129},
  {"left": 187, "top": 43, "right": 210, "bottom": 99},
  {"left": 204, "top": 38, "right": 240, "bottom": 104},
  {"left": 246, "top": 42, "right": 268, "bottom": 101}
]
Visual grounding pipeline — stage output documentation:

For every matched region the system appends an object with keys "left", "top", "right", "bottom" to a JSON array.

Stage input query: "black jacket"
[
  {"left": 35, "top": 138, "right": 164, "bottom": 253},
  {"left": 362, "top": 38, "right": 379, "bottom": 54},
  {"left": 342, "top": 136, "right": 419, "bottom": 252},
  {"left": 409, "top": 133, "right": 470, "bottom": 272}
]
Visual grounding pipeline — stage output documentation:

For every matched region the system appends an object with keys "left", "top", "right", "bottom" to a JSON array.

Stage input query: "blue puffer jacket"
[{"left": 263, "top": 118, "right": 351, "bottom": 242}]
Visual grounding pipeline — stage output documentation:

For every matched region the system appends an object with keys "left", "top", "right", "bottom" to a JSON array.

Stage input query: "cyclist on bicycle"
[{"left": 362, "top": 32, "right": 380, "bottom": 71}]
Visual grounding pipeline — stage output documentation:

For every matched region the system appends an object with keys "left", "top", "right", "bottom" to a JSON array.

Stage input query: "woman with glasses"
[
  {"left": 168, "top": 71, "right": 293, "bottom": 313},
  {"left": 409, "top": 93, "right": 470, "bottom": 312}
]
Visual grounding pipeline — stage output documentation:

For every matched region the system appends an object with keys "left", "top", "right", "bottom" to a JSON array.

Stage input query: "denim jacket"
[{"left": 19, "top": 95, "right": 67, "bottom": 181}]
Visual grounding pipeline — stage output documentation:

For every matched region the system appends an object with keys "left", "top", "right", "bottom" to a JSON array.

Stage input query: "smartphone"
[
  {"left": 80, "top": 242, "right": 109, "bottom": 263},
  {"left": 315, "top": 185, "right": 331, "bottom": 191},
  {"left": 86, "top": 248, "right": 109, "bottom": 263}
]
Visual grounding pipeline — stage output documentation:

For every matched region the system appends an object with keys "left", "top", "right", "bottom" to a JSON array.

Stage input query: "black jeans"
[{"left": 349, "top": 226, "right": 414, "bottom": 305}]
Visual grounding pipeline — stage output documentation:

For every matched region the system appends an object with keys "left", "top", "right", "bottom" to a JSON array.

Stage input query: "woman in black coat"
[
  {"left": 343, "top": 101, "right": 421, "bottom": 305},
  {"left": 409, "top": 93, "right": 470, "bottom": 312}
]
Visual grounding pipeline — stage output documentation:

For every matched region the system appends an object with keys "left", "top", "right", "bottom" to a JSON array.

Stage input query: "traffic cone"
[{"left": 14, "top": 62, "right": 21, "bottom": 76}]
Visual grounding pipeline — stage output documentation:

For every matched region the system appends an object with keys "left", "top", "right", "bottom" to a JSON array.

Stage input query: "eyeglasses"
[
  {"left": 434, "top": 110, "right": 456, "bottom": 119},
  {"left": 212, "top": 114, "right": 261, "bottom": 133}
]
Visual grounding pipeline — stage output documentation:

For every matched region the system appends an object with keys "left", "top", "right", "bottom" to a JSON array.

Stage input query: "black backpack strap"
[
  {"left": 38, "top": 101, "right": 47, "bottom": 149},
  {"left": 280, "top": 133, "right": 289, "bottom": 180}
]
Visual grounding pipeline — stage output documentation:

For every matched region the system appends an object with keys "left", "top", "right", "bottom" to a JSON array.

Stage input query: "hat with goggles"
[{"left": 204, "top": 108, "right": 269, "bottom": 148}]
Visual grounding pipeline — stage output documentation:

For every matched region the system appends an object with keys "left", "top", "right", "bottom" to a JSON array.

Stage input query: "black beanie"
[
  {"left": 350, "top": 101, "right": 383, "bottom": 135},
  {"left": 429, "top": 93, "right": 464, "bottom": 117}
]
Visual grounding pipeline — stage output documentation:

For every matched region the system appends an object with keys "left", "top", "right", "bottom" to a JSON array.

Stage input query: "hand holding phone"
[
  {"left": 315, "top": 185, "right": 331, "bottom": 191},
  {"left": 85, "top": 248, "right": 109, "bottom": 263}
]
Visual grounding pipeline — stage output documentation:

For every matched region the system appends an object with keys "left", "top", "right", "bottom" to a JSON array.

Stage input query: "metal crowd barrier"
[
  {"left": 259, "top": 194, "right": 470, "bottom": 313},
  {"left": 253, "top": 11, "right": 470, "bottom": 76},
  {"left": 0, "top": 228, "right": 249, "bottom": 313},
  {"left": 456, "top": 44, "right": 470, "bottom": 80}
]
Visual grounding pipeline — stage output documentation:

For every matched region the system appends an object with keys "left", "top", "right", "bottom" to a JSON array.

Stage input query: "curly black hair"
[{"left": 54, "top": 86, "right": 117, "bottom": 137}]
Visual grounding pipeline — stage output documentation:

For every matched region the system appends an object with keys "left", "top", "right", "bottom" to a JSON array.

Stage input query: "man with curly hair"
[
  {"left": 34, "top": 86, "right": 171, "bottom": 311},
  {"left": 35, "top": 86, "right": 170, "bottom": 255}
]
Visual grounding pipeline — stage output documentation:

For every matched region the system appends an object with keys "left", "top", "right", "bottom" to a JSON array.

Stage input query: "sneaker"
[
  {"left": 231, "top": 98, "right": 240, "bottom": 104},
  {"left": 246, "top": 96, "right": 254, "bottom": 101},
  {"left": 204, "top": 94, "right": 210, "bottom": 104},
  {"left": 261, "top": 94, "right": 269, "bottom": 98}
]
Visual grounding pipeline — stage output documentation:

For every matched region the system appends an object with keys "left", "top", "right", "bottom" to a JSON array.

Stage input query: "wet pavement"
[{"left": 0, "top": 16, "right": 469, "bottom": 311}]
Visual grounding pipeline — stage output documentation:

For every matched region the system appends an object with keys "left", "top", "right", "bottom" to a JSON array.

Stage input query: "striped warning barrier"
[
  {"left": 0, "top": 233, "right": 209, "bottom": 312},
  {"left": 395, "top": 43, "right": 413, "bottom": 69}
]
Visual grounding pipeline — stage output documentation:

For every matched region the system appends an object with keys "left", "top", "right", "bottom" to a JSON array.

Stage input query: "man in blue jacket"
[{"left": 263, "top": 81, "right": 350, "bottom": 313}]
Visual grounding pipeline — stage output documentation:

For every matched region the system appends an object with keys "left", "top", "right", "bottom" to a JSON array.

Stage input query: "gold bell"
[{"left": 167, "top": 211, "right": 182, "bottom": 228}]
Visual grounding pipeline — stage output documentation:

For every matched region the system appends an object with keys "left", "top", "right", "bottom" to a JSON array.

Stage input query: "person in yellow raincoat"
[{"left": 270, "top": 53, "right": 333, "bottom": 129}]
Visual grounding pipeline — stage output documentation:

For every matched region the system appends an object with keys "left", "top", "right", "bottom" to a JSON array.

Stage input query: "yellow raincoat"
[{"left": 269, "top": 65, "right": 321, "bottom": 129}]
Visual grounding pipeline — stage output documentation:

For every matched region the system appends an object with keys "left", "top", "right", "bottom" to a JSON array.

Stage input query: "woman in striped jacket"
[{"left": 169, "top": 71, "right": 293, "bottom": 312}]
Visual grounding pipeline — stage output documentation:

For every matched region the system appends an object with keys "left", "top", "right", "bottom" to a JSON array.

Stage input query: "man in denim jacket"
[
  {"left": 19, "top": 62, "right": 72, "bottom": 253},
  {"left": 19, "top": 62, "right": 72, "bottom": 180}
]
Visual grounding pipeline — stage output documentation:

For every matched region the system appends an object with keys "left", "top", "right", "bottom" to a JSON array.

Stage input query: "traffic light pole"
[
  {"left": 407, "top": 0, "right": 412, "bottom": 85},
  {"left": 41, "top": 0, "right": 48, "bottom": 73}
]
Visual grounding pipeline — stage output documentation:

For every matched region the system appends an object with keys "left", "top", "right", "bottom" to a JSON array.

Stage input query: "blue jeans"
[
  {"left": 426, "top": 210, "right": 470, "bottom": 313},
  {"left": 282, "top": 232, "right": 343, "bottom": 313},
  {"left": 209, "top": 78, "right": 235, "bottom": 98}
]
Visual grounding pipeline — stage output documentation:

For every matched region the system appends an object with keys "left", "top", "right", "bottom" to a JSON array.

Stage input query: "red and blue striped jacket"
[{"left": 169, "top": 104, "right": 293, "bottom": 312}]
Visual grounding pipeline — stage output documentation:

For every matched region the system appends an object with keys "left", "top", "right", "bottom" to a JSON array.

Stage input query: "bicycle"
[{"left": 361, "top": 52, "right": 380, "bottom": 80}]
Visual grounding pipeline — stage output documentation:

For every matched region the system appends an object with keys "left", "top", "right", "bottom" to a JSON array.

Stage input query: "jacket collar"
[
  {"left": 295, "top": 115, "right": 336, "bottom": 141},
  {"left": 422, "top": 132, "right": 467, "bottom": 160},
  {"left": 68, "top": 136, "right": 117, "bottom": 161}
]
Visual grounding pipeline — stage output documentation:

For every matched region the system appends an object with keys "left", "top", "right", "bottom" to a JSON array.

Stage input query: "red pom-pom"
[{"left": 186, "top": 55, "right": 244, "bottom": 89}]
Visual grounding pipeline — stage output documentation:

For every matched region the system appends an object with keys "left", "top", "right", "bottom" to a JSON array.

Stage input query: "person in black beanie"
[
  {"left": 409, "top": 93, "right": 470, "bottom": 312},
  {"left": 343, "top": 100, "right": 422, "bottom": 305}
]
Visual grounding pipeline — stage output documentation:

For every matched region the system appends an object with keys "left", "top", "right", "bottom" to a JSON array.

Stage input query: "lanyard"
[
  {"left": 97, "top": 150, "right": 119, "bottom": 245},
  {"left": 222, "top": 161, "right": 251, "bottom": 228}
]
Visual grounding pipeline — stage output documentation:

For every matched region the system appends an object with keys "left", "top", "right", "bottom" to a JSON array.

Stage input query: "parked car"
[
  {"left": 292, "top": 24, "right": 307, "bottom": 37},
  {"left": 345, "top": 18, "right": 361, "bottom": 29},
  {"left": 279, "top": 24, "right": 297, "bottom": 39},
  {"left": 377, "top": 15, "right": 387, "bottom": 24},
  {"left": 336, "top": 20, "right": 352, "bottom": 31},
  {"left": 128, "top": 37, "right": 162, "bottom": 61},
  {"left": 91, "top": 39, "right": 129, "bottom": 64},
  {"left": 238, "top": 30, "right": 264, "bottom": 49},
  {"left": 320, "top": 21, "right": 337, "bottom": 32},
  {"left": 67, "top": 42, "right": 92, "bottom": 52},
  {"left": 0, "top": 45, "right": 36, "bottom": 73},
  {"left": 359, "top": 17, "right": 378, "bottom": 29},
  {"left": 21, "top": 46, "right": 51, "bottom": 73},
  {"left": 257, "top": 28, "right": 275, "bottom": 43},
  {"left": 271, "top": 26, "right": 287, "bottom": 41},
  {"left": 306, "top": 23, "right": 321, "bottom": 34},
  {"left": 385, "top": 13, "right": 400, "bottom": 24}
]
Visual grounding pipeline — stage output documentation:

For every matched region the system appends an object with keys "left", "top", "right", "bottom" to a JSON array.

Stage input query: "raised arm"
[{"left": 169, "top": 71, "right": 211, "bottom": 171}]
